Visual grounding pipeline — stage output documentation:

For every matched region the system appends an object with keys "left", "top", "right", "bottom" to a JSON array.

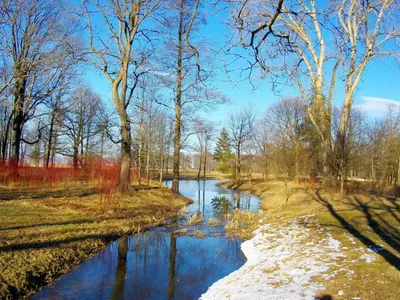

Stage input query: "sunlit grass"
[
  {"left": 187, "top": 211, "right": 204, "bottom": 225},
  {"left": 225, "top": 209, "right": 262, "bottom": 240},
  {"left": 0, "top": 185, "right": 190, "bottom": 299},
  {"left": 220, "top": 179, "right": 400, "bottom": 300}
]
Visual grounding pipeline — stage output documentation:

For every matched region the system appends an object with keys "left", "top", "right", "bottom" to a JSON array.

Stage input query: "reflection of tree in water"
[
  {"left": 233, "top": 193, "right": 252, "bottom": 210},
  {"left": 111, "top": 236, "right": 128, "bottom": 300},
  {"left": 211, "top": 195, "right": 233, "bottom": 214},
  {"left": 171, "top": 237, "right": 244, "bottom": 297},
  {"left": 168, "top": 236, "right": 177, "bottom": 300},
  {"left": 211, "top": 193, "right": 254, "bottom": 215},
  {"left": 197, "top": 180, "right": 206, "bottom": 215}
]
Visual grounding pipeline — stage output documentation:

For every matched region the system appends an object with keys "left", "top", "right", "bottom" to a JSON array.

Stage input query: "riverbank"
[
  {"left": 202, "top": 180, "right": 400, "bottom": 299},
  {"left": 162, "top": 170, "right": 231, "bottom": 180},
  {"left": 0, "top": 184, "right": 191, "bottom": 299}
]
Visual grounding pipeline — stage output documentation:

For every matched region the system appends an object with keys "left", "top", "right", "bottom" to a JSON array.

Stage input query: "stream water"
[{"left": 33, "top": 180, "right": 260, "bottom": 300}]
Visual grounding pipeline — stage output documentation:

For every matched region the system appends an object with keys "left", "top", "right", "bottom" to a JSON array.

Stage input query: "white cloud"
[{"left": 355, "top": 96, "right": 400, "bottom": 116}]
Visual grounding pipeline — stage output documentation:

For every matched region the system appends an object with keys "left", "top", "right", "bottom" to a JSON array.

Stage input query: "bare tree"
[
  {"left": 263, "top": 97, "right": 307, "bottom": 180},
  {"left": 232, "top": 0, "right": 336, "bottom": 176},
  {"left": 333, "top": 0, "right": 400, "bottom": 184},
  {"left": 228, "top": 105, "right": 256, "bottom": 180},
  {"left": 60, "top": 87, "right": 103, "bottom": 170},
  {"left": 0, "top": 0, "right": 77, "bottom": 173},
  {"left": 156, "top": 0, "right": 226, "bottom": 193},
  {"left": 169, "top": 0, "right": 201, "bottom": 193},
  {"left": 81, "top": 0, "right": 160, "bottom": 191},
  {"left": 193, "top": 119, "right": 214, "bottom": 178},
  {"left": 231, "top": 0, "right": 400, "bottom": 183}
]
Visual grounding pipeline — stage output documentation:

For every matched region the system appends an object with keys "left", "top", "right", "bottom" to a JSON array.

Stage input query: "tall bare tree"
[
  {"left": 228, "top": 105, "right": 256, "bottom": 180},
  {"left": 231, "top": 0, "right": 400, "bottom": 182},
  {"left": 0, "top": 0, "right": 77, "bottom": 172},
  {"left": 333, "top": 0, "right": 400, "bottom": 184},
  {"left": 81, "top": 0, "right": 160, "bottom": 191},
  {"left": 156, "top": 0, "right": 226, "bottom": 193}
]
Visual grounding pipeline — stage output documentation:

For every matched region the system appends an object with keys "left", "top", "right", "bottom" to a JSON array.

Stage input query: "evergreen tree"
[{"left": 213, "top": 128, "right": 233, "bottom": 173}]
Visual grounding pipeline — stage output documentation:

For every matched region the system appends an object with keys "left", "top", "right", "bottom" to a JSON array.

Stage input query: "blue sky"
[{"left": 84, "top": 3, "right": 400, "bottom": 128}]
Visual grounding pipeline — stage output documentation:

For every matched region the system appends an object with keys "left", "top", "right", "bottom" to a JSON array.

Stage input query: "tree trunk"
[
  {"left": 73, "top": 142, "right": 79, "bottom": 170},
  {"left": 138, "top": 143, "right": 142, "bottom": 185},
  {"left": 10, "top": 115, "right": 22, "bottom": 172},
  {"left": 311, "top": 90, "right": 332, "bottom": 178},
  {"left": 171, "top": 0, "right": 184, "bottom": 194},
  {"left": 46, "top": 114, "right": 55, "bottom": 168},
  {"left": 171, "top": 101, "right": 181, "bottom": 194},
  {"left": 203, "top": 139, "right": 207, "bottom": 178},
  {"left": 34, "top": 139, "right": 41, "bottom": 167},
  {"left": 146, "top": 140, "right": 150, "bottom": 185},
  {"left": 51, "top": 128, "right": 57, "bottom": 167},
  {"left": 236, "top": 144, "right": 241, "bottom": 180},
  {"left": 197, "top": 141, "right": 202, "bottom": 178},
  {"left": 168, "top": 236, "right": 177, "bottom": 299},
  {"left": 1, "top": 116, "right": 11, "bottom": 165},
  {"left": 100, "top": 128, "right": 105, "bottom": 167},
  {"left": 118, "top": 116, "right": 132, "bottom": 192},
  {"left": 10, "top": 71, "right": 27, "bottom": 175},
  {"left": 159, "top": 153, "right": 164, "bottom": 187}
]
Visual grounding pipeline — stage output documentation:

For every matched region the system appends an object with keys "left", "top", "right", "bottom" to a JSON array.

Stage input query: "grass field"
[
  {"left": 220, "top": 180, "right": 400, "bottom": 300},
  {"left": 0, "top": 182, "right": 191, "bottom": 299}
]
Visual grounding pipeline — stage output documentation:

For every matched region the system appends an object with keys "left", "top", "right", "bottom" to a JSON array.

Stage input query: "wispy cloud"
[{"left": 355, "top": 97, "right": 400, "bottom": 115}]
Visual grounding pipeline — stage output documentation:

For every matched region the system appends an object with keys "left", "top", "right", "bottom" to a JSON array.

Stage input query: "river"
[{"left": 33, "top": 179, "right": 260, "bottom": 300}]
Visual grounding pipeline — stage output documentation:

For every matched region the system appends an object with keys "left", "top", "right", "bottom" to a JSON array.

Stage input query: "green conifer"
[{"left": 213, "top": 128, "right": 233, "bottom": 173}]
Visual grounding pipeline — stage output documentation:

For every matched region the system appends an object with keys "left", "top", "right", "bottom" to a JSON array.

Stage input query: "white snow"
[
  {"left": 360, "top": 253, "right": 376, "bottom": 263},
  {"left": 200, "top": 217, "right": 346, "bottom": 300}
]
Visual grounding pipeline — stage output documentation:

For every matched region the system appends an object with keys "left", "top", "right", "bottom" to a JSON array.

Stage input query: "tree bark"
[
  {"left": 73, "top": 142, "right": 79, "bottom": 170},
  {"left": 197, "top": 141, "right": 202, "bottom": 179},
  {"left": 159, "top": 152, "right": 164, "bottom": 187},
  {"left": 10, "top": 74, "right": 27, "bottom": 174},
  {"left": 118, "top": 116, "right": 132, "bottom": 192},
  {"left": 203, "top": 138, "right": 207, "bottom": 178},
  {"left": 1, "top": 115, "right": 11, "bottom": 165},
  {"left": 236, "top": 144, "right": 241, "bottom": 181},
  {"left": 171, "top": 0, "right": 184, "bottom": 194},
  {"left": 46, "top": 114, "right": 55, "bottom": 168}
]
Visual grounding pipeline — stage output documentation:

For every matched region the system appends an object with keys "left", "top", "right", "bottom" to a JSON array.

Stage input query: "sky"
[{"left": 84, "top": 2, "right": 400, "bottom": 131}]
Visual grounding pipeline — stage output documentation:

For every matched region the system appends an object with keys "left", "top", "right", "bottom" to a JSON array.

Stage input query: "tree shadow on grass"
[
  {"left": 315, "top": 295, "right": 333, "bottom": 300},
  {"left": 0, "top": 233, "right": 117, "bottom": 253},
  {"left": 0, "top": 187, "right": 99, "bottom": 201},
  {"left": 314, "top": 190, "right": 400, "bottom": 271}
]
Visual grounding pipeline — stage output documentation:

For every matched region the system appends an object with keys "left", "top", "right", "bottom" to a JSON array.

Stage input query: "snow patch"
[
  {"left": 200, "top": 218, "right": 347, "bottom": 300},
  {"left": 360, "top": 253, "right": 376, "bottom": 263}
]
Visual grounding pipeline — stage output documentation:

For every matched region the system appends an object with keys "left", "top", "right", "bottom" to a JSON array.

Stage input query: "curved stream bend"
[{"left": 34, "top": 180, "right": 260, "bottom": 300}]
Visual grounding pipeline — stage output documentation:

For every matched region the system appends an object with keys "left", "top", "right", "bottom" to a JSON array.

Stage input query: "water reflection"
[
  {"left": 111, "top": 236, "right": 128, "bottom": 300},
  {"left": 164, "top": 180, "right": 259, "bottom": 223},
  {"left": 33, "top": 180, "right": 260, "bottom": 300},
  {"left": 168, "top": 236, "right": 176, "bottom": 299},
  {"left": 34, "top": 231, "right": 245, "bottom": 300}
]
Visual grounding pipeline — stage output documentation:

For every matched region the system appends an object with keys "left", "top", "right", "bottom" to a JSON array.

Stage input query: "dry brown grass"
[
  {"left": 0, "top": 185, "right": 190, "bottom": 299},
  {"left": 187, "top": 211, "right": 204, "bottom": 225},
  {"left": 225, "top": 209, "right": 263, "bottom": 240},
  {"left": 220, "top": 179, "right": 400, "bottom": 300}
]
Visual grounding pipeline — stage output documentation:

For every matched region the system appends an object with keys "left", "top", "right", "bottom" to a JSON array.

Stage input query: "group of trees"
[
  {"left": 214, "top": 99, "right": 400, "bottom": 189},
  {"left": 228, "top": 0, "right": 400, "bottom": 186},
  {"left": 1, "top": 0, "right": 399, "bottom": 194},
  {"left": 0, "top": 0, "right": 225, "bottom": 193}
]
